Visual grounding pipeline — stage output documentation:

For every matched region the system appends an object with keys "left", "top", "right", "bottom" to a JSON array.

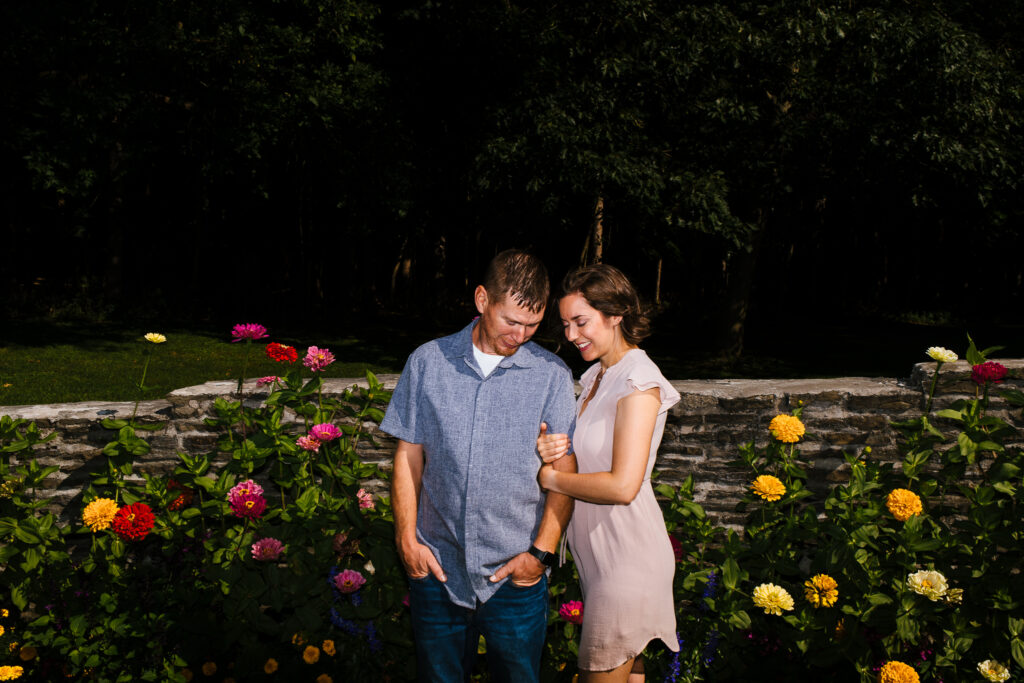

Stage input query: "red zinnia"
[
  {"left": 971, "top": 361, "right": 1007, "bottom": 385},
  {"left": 111, "top": 502, "right": 156, "bottom": 541},
  {"left": 266, "top": 342, "right": 299, "bottom": 364},
  {"left": 167, "top": 479, "right": 194, "bottom": 511},
  {"left": 669, "top": 534, "right": 683, "bottom": 562}
]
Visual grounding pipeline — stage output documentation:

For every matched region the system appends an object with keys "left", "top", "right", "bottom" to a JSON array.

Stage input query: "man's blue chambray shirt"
[{"left": 380, "top": 320, "right": 576, "bottom": 608}]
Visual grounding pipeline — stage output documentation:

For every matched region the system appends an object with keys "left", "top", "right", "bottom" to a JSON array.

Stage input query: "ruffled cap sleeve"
[{"left": 622, "top": 350, "right": 680, "bottom": 414}]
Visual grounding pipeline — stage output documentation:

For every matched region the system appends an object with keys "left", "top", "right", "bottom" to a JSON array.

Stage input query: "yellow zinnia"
[
  {"left": 263, "top": 658, "right": 278, "bottom": 674},
  {"left": 803, "top": 574, "right": 839, "bottom": 608},
  {"left": 302, "top": 645, "right": 320, "bottom": 664},
  {"left": 17, "top": 646, "right": 35, "bottom": 661},
  {"left": 768, "top": 414, "right": 805, "bottom": 443},
  {"left": 752, "top": 583, "right": 794, "bottom": 616},
  {"left": 879, "top": 661, "right": 919, "bottom": 683},
  {"left": 977, "top": 659, "right": 1011, "bottom": 682},
  {"left": 0, "top": 666, "right": 24, "bottom": 681},
  {"left": 82, "top": 498, "right": 119, "bottom": 532},
  {"left": 144, "top": 332, "right": 167, "bottom": 344},
  {"left": 907, "top": 570, "right": 948, "bottom": 601},
  {"left": 926, "top": 347, "right": 958, "bottom": 364},
  {"left": 751, "top": 475, "right": 786, "bottom": 502},
  {"left": 322, "top": 639, "right": 336, "bottom": 657},
  {"left": 886, "top": 489, "right": 923, "bottom": 522}
]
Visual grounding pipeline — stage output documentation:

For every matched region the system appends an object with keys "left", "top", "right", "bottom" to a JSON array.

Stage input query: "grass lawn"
[
  {"left": 0, "top": 322, "right": 409, "bottom": 406},
  {"left": 3, "top": 314, "right": 1021, "bottom": 406}
]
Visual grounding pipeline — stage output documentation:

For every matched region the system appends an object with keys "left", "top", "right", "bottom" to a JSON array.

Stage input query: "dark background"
[{"left": 2, "top": 0, "right": 1022, "bottom": 376}]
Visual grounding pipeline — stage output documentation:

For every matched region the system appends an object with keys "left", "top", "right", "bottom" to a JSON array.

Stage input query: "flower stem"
[
  {"left": 236, "top": 340, "right": 252, "bottom": 396},
  {"left": 131, "top": 352, "right": 152, "bottom": 424},
  {"left": 925, "top": 361, "right": 942, "bottom": 413}
]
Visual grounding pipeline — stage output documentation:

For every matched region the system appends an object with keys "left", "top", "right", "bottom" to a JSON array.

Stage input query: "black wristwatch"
[{"left": 528, "top": 544, "right": 557, "bottom": 568}]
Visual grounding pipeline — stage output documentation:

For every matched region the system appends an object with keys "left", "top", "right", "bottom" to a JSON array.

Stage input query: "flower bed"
[{"left": 1, "top": 333, "right": 1023, "bottom": 681}]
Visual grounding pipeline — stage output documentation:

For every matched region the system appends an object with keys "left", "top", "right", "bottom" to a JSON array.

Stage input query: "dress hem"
[{"left": 578, "top": 634, "right": 680, "bottom": 673}]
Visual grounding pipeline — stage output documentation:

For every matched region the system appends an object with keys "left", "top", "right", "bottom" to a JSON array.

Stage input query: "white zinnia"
[
  {"left": 977, "top": 659, "right": 1010, "bottom": 682},
  {"left": 926, "top": 346, "right": 957, "bottom": 363},
  {"left": 144, "top": 332, "right": 167, "bottom": 344},
  {"left": 907, "top": 569, "right": 948, "bottom": 601}
]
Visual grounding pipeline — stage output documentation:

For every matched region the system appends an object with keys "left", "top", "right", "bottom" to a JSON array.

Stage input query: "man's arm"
[
  {"left": 392, "top": 439, "right": 446, "bottom": 581},
  {"left": 488, "top": 451, "right": 577, "bottom": 586}
]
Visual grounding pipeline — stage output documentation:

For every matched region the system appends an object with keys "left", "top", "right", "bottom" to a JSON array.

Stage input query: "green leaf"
[
  {"left": 11, "top": 583, "right": 27, "bottom": 611},
  {"left": 727, "top": 609, "right": 751, "bottom": 630},
  {"left": 1013, "top": 638, "right": 1024, "bottom": 670},
  {"left": 722, "top": 557, "right": 740, "bottom": 591}
]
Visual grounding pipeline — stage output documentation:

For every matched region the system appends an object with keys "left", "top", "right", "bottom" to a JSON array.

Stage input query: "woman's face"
[{"left": 558, "top": 292, "right": 622, "bottom": 363}]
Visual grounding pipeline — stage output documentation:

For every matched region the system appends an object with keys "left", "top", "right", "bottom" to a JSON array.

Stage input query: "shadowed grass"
[{"left": 0, "top": 324, "right": 404, "bottom": 406}]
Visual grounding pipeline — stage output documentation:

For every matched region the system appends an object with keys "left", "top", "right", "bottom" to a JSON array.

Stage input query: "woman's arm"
[{"left": 539, "top": 387, "right": 660, "bottom": 505}]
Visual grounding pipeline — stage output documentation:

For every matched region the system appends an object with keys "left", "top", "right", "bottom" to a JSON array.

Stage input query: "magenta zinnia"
[
  {"left": 357, "top": 488, "right": 375, "bottom": 510},
  {"left": 256, "top": 375, "right": 281, "bottom": 387},
  {"left": 231, "top": 323, "right": 269, "bottom": 342},
  {"left": 229, "top": 480, "right": 264, "bottom": 500},
  {"left": 230, "top": 491, "right": 267, "bottom": 519},
  {"left": 228, "top": 480, "right": 267, "bottom": 519},
  {"left": 251, "top": 537, "right": 285, "bottom": 561},
  {"left": 558, "top": 600, "right": 584, "bottom": 624},
  {"left": 111, "top": 502, "right": 156, "bottom": 541},
  {"left": 972, "top": 361, "right": 1007, "bottom": 385},
  {"left": 333, "top": 569, "right": 366, "bottom": 594},
  {"left": 303, "top": 346, "right": 336, "bottom": 372},
  {"left": 310, "top": 423, "right": 343, "bottom": 442}
]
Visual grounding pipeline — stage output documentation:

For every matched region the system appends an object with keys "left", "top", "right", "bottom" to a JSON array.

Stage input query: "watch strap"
[{"left": 528, "top": 544, "right": 556, "bottom": 568}]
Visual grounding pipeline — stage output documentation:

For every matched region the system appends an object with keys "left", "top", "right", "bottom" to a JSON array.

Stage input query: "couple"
[{"left": 381, "top": 250, "right": 680, "bottom": 683}]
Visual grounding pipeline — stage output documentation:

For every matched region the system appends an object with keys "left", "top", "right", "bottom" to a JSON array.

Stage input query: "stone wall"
[{"left": 4, "top": 360, "right": 1022, "bottom": 527}]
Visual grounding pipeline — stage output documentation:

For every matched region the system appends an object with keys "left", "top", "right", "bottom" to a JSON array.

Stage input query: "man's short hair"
[{"left": 482, "top": 249, "right": 550, "bottom": 313}]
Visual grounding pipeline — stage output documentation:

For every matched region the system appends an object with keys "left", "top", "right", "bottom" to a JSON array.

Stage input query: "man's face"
[{"left": 472, "top": 286, "right": 545, "bottom": 356}]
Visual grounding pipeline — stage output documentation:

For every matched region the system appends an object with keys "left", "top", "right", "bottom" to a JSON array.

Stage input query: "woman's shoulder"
[{"left": 618, "top": 349, "right": 680, "bottom": 411}]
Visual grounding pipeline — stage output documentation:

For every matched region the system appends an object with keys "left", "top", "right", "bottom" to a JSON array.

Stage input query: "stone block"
[{"left": 719, "top": 395, "right": 778, "bottom": 413}]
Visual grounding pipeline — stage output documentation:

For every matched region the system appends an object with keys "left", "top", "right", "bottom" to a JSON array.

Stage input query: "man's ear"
[{"left": 474, "top": 285, "right": 488, "bottom": 315}]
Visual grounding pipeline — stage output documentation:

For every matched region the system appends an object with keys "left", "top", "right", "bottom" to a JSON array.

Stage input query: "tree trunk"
[
  {"left": 580, "top": 195, "right": 605, "bottom": 266},
  {"left": 654, "top": 256, "right": 663, "bottom": 305},
  {"left": 717, "top": 211, "right": 765, "bottom": 360}
]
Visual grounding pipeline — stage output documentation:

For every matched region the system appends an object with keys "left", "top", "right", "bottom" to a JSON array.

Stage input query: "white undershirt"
[{"left": 472, "top": 345, "right": 503, "bottom": 376}]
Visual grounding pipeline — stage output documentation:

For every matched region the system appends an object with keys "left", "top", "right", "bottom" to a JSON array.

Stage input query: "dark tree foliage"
[{"left": 1, "top": 0, "right": 1022, "bottom": 357}]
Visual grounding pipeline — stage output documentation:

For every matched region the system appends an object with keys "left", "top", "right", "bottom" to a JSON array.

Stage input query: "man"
[{"left": 381, "top": 249, "right": 577, "bottom": 682}]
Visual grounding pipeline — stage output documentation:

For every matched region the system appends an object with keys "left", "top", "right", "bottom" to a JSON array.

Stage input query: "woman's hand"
[
  {"left": 538, "top": 462, "right": 557, "bottom": 491},
  {"left": 537, "top": 421, "right": 570, "bottom": 464}
]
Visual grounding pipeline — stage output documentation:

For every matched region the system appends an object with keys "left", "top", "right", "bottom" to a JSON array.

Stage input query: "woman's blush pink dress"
[{"left": 567, "top": 348, "right": 681, "bottom": 672}]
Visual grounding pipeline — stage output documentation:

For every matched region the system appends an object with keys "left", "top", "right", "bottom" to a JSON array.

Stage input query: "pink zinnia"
[
  {"left": 256, "top": 376, "right": 281, "bottom": 387},
  {"left": 357, "top": 488, "right": 375, "bottom": 510},
  {"left": 310, "top": 423, "right": 343, "bottom": 442},
  {"left": 972, "top": 361, "right": 1007, "bottom": 385},
  {"left": 303, "top": 346, "right": 336, "bottom": 372},
  {"left": 230, "top": 491, "right": 267, "bottom": 519},
  {"left": 228, "top": 480, "right": 264, "bottom": 501},
  {"left": 333, "top": 569, "right": 366, "bottom": 594},
  {"left": 231, "top": 323, "right": 269, "bottom": 342},
  {"left": 251, "top": 537, "right": 285, "bottom": 561},
  {"left": 559, "top": 600, "right": 584, "bottom": 625},
  {"left": 297, "top": 436, "right": 321, "bottom": 453}
]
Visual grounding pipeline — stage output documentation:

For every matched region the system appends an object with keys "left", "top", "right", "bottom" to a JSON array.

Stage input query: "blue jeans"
[{"left": 408, "top": 574, "right": 549, "bottom": 683}]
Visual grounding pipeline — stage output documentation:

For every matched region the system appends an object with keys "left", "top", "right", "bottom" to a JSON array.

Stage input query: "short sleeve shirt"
[{"left": 380, "top": 320, "right": 577, "bottom": 608}]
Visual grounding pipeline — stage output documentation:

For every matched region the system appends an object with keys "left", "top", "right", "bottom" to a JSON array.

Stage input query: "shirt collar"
[{"left": 447, "top": 319, "right": 538, "bottom": 368}]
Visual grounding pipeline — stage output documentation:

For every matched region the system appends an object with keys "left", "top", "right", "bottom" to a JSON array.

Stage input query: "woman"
[{"left": 537, "top": 264, "right": 680, "bottom": 683}]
